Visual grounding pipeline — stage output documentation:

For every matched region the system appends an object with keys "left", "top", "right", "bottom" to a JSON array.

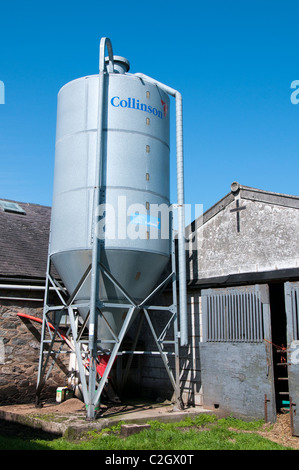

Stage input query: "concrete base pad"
[{"left": 0, "top": 398, "right": 212, "bottom": 439}]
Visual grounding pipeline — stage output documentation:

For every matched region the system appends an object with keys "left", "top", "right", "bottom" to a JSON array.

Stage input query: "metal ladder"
[{"left": 274, "top": 348, "right": 290, "bottom": 411}]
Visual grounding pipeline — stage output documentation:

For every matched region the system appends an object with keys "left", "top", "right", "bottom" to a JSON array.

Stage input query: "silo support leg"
[
  {"left": 86, "top": 353, "right": 98, "bottom": 420},
  {"left": 35, "top": 308, "right": 65, "bottom": 406},
  {"left": 67, "top": 306, "right": 89, "bottom": 404},
  {"left": 91, "top": 306, "right": 137, "bottom": 413}
]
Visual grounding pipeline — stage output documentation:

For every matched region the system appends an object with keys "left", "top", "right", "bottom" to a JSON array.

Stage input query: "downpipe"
[{"left": 134, "top": 73, "right": 188, "bottom": 347}]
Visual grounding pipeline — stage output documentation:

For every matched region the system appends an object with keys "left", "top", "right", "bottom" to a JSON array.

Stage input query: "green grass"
[{"left": 0, "top": 413, "right": 294, "bottom": 450}]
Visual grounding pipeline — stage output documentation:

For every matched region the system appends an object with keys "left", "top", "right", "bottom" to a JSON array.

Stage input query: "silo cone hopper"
[{"left": 36, "top": 38, "right": 187, "bottom": 420}]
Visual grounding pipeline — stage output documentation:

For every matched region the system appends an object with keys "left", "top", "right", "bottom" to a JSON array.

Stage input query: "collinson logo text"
[{"left": 111, "top": 96, "right": 166, "bottom": 119}]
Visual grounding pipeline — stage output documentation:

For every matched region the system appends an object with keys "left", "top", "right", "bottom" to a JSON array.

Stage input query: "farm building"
[
  {"left": 0, "top": 182, "right": 298, "bottom": 434},
  {"left": 0, "top": 199, "right": 66, "bottom": 403},
  {"left": 183, "top": 182, "right": 299, "bottom": 431}
]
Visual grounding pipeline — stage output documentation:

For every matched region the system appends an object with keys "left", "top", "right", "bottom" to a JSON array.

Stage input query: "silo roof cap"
[{"left": 105, "top": 55, "right": 130, "bottom": 74}]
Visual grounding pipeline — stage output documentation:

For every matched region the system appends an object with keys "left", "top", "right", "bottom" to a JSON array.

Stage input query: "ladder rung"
[
  {"left": 277, "top": 377, "right": 288, "bottom": 380},
  {"left": 278, "top": 392, "right": 289, "bottom": 395}
]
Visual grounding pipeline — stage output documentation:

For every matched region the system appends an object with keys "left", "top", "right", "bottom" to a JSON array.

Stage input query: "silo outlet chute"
[{"left": 36, "top": 37, "right": 187, "bottom": 420}]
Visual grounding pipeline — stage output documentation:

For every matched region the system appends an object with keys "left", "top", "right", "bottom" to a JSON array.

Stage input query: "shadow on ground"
[{"left": 0, "top": 419, "right": 58, "bottom": 450}]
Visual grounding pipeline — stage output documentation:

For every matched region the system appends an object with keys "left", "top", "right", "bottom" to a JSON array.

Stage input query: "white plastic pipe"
[
  {"left": 0, "top": 285, "right": 62, "bottom": 291},
  {"left": 134, "top": 73, "right": 188, "bottom": 346}
]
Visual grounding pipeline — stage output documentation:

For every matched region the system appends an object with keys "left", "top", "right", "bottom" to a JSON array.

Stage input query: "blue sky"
[{"left": 0, "top": 0, "right": 298, "bottom": 215}]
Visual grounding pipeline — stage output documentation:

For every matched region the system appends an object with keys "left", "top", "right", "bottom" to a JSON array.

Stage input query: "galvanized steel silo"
[
  {"left": 37, "top": 37, "right": 187, "bottom": 419},
  {"left": 50, "top": 51, "right": 171, "bottom": 348}
]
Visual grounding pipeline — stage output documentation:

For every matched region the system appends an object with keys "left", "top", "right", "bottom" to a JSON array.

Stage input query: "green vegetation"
[{"left": 0, "top": 413, "right": 293, "bottom": 450}]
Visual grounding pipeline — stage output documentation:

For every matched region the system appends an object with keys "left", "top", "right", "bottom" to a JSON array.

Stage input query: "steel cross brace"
[
  {"left": 86, "top": 261, "right": 181, "bottom": 418},
  {"left": 89, "top": 264, "right": 182, "bottom": 414},
  {"left": 36, "top": 254, "right": 181, "bottom": 418}
]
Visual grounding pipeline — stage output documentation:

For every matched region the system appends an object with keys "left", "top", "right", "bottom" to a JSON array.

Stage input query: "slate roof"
[{"left": 0, "top": 198, "right": 51, "bottom": 279}]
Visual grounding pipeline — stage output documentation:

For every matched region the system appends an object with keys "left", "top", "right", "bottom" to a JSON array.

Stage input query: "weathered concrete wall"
[
  {"left": 0, "top": 301, "right": 67, "bottom": 405},
  {"left": 187, "top": 196, "right": 299, "bottom": 280}
]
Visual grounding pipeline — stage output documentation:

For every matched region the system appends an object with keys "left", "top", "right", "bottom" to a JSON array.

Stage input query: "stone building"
[
  {"left": 179, "top": 182, "right": 299, "bottom": 433},
  {"left": 0, "top": 198, "right": 66, "bottom": 404}
]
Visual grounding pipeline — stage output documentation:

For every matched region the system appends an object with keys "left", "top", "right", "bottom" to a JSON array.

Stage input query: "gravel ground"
[{"left": 257, "top": 413, "right": 299, "bottom": 449}]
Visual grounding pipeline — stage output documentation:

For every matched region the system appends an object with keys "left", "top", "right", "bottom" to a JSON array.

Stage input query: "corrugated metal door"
[
  {"left": 285, "top": 282, "right": 299, "bottom": 436},
  {"left": 200, "top": 284, "right": 276, "bottom": 422}
]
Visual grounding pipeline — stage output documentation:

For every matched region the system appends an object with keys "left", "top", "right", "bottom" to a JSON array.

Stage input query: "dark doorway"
[{"left": 269, "top": 283, "right": 289, "bottom": 412}]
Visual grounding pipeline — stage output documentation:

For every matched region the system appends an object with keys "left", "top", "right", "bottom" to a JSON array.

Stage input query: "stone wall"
[{"left": 0, "top": 299, "right": 67, "bottom": 405}]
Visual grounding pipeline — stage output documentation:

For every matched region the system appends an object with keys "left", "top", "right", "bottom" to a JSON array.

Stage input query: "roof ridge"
[
  {"left": 235, "top": 182, "right": 299, "bottom": 200},
  {"left": 0, "top": 197, "right": 51, "bottom": 209}
]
